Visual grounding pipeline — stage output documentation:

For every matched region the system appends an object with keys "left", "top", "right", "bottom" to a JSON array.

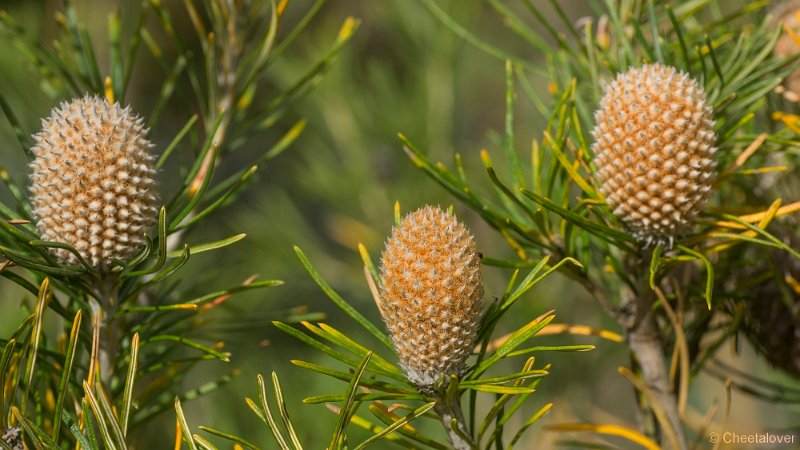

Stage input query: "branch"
[{"left": 624, "top": 251, "right": 688, "bottom": 450}]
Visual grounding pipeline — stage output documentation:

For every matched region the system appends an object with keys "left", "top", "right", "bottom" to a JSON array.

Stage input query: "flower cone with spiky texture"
[
  {"left": 29, "top": 95, "right": 158, "bottom": 270},
  {"left": 591, "top": 63, "right": 717, "bottom": 245},
  {"left": 2, "top": 427, "right": 23, "bottom": 450},
  {"left": 378, "top": 206, "right": 483, "bottom": 389}
]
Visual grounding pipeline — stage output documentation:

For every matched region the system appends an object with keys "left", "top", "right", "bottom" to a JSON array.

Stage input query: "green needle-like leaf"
[
  {"left": 198, "top": 426, "right": 260, "bottom": 449},
  {"left": 120, "top": 333, "right": 139, "bottom": 437},
  {"left": 329, "top": 352, "right": 372, "bottom": 450},
  {"left": 82, "top": 382, "right": 119, "bottom": 450},
  {"left": 676, "top": 245, "right": 715, "bottom": 310},
  {"left": 257, "top": 373, "right": 291, "bottom": 450},
  {"left": 22, "top": 278, "right": 50, "bottom": 414},
  {"left": 174, "top": 396, "right": 198, "bottom": 450},
  {"left": 354, "top": 402, "right": 436, "bottom": 450},
  {"left": 294, "top": 246, "right": 392, "bottom": 349},
  {"left": 52, "top": 310, "right": 82, "bottom": 440}
]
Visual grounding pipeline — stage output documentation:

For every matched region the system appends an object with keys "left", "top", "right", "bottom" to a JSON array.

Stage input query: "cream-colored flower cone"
[
  {"left": 592, "top": 63, "right": 717, "bottom": 245},
  {"left": 29, "top": 95, "right": 158, "bottom": 270}
]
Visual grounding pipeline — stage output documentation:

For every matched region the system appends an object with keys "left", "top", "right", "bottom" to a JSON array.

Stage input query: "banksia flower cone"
[
  {"left": 2, "top": 427, "right": 23, "bottom": 450},
  {"left": 29, "top": 95, "right": 158, "bottom": 270},
  {"left": 591, "top": 63, "right": 717, "bottom": 245},
  {"left": 378, "top": 206, "right": 483, "bottom": 388}
]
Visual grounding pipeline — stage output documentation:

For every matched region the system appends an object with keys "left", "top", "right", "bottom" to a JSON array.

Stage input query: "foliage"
[
  {"left": 401, "top": 0, "right": 800, "bottom": 447},
  {"left": 180, "top": 223, "right": 594, "bottom": 449},
  {"left": 0, "top": 0, "right": 354, "bottom": 447},
  {"left": 1, "top": 0, "right": 799, "bottom": 449}
]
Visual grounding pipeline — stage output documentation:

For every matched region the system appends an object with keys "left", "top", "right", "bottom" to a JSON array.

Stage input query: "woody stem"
[
  {"left": 434, "top": 392, "right": 477, "bottom": 450},
  {"left": 90, "top": 275, "right": 119, "bottom": 387},
  {"left": 624, "top": 250, "right": 687, "bottom": 450}
]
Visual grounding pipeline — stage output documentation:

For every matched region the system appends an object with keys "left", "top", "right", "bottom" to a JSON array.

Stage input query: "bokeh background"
[{"left": 1, "top": 1, "right": 798, "bottom": 448}]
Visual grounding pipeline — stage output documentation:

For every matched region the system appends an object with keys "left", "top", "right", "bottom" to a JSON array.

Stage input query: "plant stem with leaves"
[
  {"left": 0, "top": 1, "right": 353, "bottom": 447},
  {"left": 89, "top": 274, "right": 120, "bottom": 388},
  {"left": 624, "top": 250, "right": 686, "bottom": 450},
  {"left": 433, "top": 390, "right": 476, "bottom": 450},
  {"left": 402, "top": 1, "right": 800, "bottom": 447}
]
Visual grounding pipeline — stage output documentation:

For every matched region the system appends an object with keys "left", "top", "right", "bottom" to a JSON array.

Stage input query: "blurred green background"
[{"left": 1, "top": 0, "right": 798, "bottom": 448}]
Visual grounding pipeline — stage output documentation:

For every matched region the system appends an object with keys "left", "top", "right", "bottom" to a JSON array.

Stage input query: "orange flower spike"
[{"left": 377, "top": 206, "right": 483, "bottom": 389}]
